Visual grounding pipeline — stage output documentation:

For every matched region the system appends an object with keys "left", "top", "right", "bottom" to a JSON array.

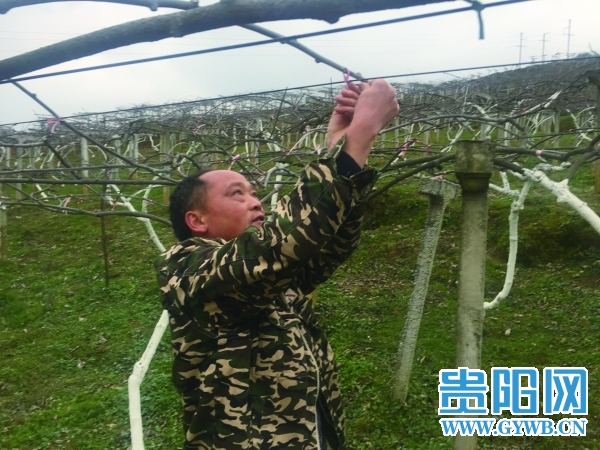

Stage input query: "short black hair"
[{"left": 169, "top": 169, "right": 213, "bottom": 242}]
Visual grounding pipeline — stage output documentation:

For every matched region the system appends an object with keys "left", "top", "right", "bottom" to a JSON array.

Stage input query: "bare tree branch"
[
  {"left": 0, "top": 177, "right": 175, "bottom": 185},
  {"left": 369, "top": 154, "right": 455, "bottom": 199},
  {"left": 3, "top": 199, "right": 173, "bottom": 225},
  {"left": 0, "top": 0, "right": 198, "bottom": 13},
  {"left": 12, "top": 81, "right": 176, "bottom": 182},
  {"left": 0, "top": 141, "right": 45, "bottom": 147},
  {"left": 2, "top": 59, "right": 598, "bottom": 227},
  {"left": 1, "top": 1, "right": 363, "bottom": 80},
  {"left": 0, "top": 0, "right": 450, "bottom": 81}
]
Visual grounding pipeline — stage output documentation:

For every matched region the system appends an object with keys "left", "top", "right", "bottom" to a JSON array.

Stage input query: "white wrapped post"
[{"left": 128, "top": 310, "right": 170, "bottom": 450}]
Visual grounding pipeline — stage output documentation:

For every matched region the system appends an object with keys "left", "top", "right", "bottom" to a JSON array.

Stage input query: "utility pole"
[
  {"left": 564, "top": 19, "right": 572, "bottom": 59},
  {"left": 541, "top": 32, "right": 549, "bottom": 62},
  {"left": 518, "top": 32, "right": 524, "bottom": 66}
]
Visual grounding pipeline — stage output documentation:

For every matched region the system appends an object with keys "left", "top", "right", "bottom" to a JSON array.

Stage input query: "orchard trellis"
[
  {"left": 1, "top": 0, "right": 600, "bottom": 447},
  {"left": 2, "top": 64, "right": 600, "bottom": 449},
  {"left": 2, "top": 59, "right": 600, "bottom": 449},
  {"left": 3, "top": 59, "right": 599, "bottom": 209}
]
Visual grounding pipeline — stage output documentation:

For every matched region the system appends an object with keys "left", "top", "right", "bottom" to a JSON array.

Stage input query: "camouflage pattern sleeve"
[{"left": 290, "top": 163, "right": 376, "bottom": 294}]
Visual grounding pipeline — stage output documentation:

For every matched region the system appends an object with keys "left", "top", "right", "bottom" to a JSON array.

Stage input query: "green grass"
[{"left": 1, "top": 168, "right": 600, "bottom": 449}]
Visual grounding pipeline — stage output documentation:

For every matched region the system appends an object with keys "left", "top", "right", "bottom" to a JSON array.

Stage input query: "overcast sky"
[{"left": 0, "top": 0, "right": 598, "bottom": 128}]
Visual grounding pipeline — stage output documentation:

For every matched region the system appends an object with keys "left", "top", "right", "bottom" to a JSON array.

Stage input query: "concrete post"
[
  {"left": 393, "top": 177, "right": 459, "bottom": 402},
  {"left": 554, "top": 111, "right": 561, "bottom": 150},
  {"left": 5, "top": 146, "right": 11, "bottom": 174},
  {"left": 160, "top": 133, "right": 170, "bottom": 204},
  {"left": 497, "top": 121, "right": 505, "bottom": 146},
  {"left": 519, "top": 117, "right": 528, "bottom": 148},
  {"left": 454, "top": 141, "right": 494, "bottom": 450},
  {"left": 46, "top": 146, "right": 54, "bottom": 169},
  {"left": 423, "top": 128, "right": 430, "bottom": 147},
  {"left": 81, "top": 137, "right": 89, "bottom": 178},
  {"left": 254, "top": 119, "right": 262, "bottom": 165},
  {"left": 15, "top": 148, "right": 23, "bottom": 200},
  {"left": 0, "top": 203, "right": 6, "bottom": 261},
  {"left": 29, "top": 146, "right": 39, "bottom": 171},
  {"left": 586, "top": 71, "right": 600, "bottom": 193},
  {"left": 0, "top": 174, "right": 6, "bottom": 261},
  {"left": 81, "top": 137, "right": 89, "bottom": 194},
  {"left": 132, "top": 134, "right": 139, "bottom": 161},
  {"left": 0, "top": 145, "right": 6, "bottom": 260},
  {"left": 112, "top": 139, "right": 121, "bottom": 180},
  {"left": 129, "top": 135, "right": 139, "bottom": 179}
]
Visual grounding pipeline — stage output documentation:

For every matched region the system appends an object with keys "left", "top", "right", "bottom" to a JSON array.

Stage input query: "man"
[{"left": 156, "top": 79, "right": 399, "bottom": 449}]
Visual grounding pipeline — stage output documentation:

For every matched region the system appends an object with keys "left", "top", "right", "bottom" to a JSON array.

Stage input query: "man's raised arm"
[
  {"left": 290, "top": 80, "right": 400, "bottom": 293},
  {"left": 326, "top": 78, "right": 399, "bottom": 168}
]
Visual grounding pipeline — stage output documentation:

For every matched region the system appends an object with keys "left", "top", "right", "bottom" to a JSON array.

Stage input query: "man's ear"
[{"left": 184, "top": 209, "right": 208, "bottom": 236}]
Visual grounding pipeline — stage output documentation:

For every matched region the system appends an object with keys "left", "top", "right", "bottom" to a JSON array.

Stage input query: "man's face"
[{"left": 194, "top": 170, "right": 265, "bottom": 241}]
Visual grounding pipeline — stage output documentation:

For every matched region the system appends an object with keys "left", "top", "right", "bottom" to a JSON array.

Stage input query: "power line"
[
  {"left": 3, "top": 55, "right": 598, "bottom": 128},
  {"left": 0, "top": 0, "right": 529, "bottom": 85}
]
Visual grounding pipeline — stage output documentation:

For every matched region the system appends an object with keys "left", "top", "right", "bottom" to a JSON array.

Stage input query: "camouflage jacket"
[{"left": 156, "top": 151, "right": 376, "bottom": 450}]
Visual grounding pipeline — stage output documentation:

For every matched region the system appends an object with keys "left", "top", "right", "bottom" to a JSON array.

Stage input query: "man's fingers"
[
  {"left": 333, "top": 105, "right": 355, "bottom": 116},
  {"left": 345, "top": 82, "right": 362, "bottom": 95},
  {"left": 342, "top": 81, "right": 371, "bottom": 95},
  {"left": 335, "top": 94, "right": 357, "bottom": 107},
  {"left": 339, "top": 88, "right": 359, "bottom": 100}
]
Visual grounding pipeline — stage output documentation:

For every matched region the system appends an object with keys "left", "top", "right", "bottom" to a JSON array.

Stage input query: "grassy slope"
[{"left": 1, "top": 168, "right": 599, "bottom": 449}]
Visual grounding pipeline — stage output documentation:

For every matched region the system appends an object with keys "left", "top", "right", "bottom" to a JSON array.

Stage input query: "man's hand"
[
  {"left": 326, "top": 79, "right": 399, "bottom": 168},
  {"left": 326, "top": 82, "right": 366, "bottom": 150}
]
